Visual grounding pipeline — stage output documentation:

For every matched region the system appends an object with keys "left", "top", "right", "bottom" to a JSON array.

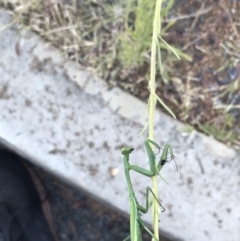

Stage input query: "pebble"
[{"left": 227, "top": 68, "right": 237, "bottom": 80}]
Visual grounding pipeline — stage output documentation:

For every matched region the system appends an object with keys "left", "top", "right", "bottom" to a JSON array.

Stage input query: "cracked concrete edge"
[
  {"left": 0, "top": 9, "right": 240, "bottom": 241},
  {"left": 32, "top": 43, "right": 150, "bottom": 126}
]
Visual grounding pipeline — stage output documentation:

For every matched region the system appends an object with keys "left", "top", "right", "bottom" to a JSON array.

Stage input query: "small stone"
[
  {"left": 217, "top": 78, "right": 231, "bottom": 86},
  {"left": 194, "top": 73, "right": 203, "bottom": 82},
  {"left": 108, "top": 167, "right": 119, "bottom": 177},
  {"left": 227, "top": 68, "right": 237, "bottom": 80}
]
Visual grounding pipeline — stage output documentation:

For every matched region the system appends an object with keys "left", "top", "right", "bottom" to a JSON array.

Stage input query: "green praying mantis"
[{"left": 121, "top": 139, "right": 176, "bottom": 241}]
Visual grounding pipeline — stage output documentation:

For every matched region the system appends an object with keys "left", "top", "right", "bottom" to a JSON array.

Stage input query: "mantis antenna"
[{"left": 108, "top": 122, "right": 124, "bottom": 148}]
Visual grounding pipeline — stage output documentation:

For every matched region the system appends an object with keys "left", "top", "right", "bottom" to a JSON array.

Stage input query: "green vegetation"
[{"left": 119, "top": 0, "right": 191, "bottom": 83}]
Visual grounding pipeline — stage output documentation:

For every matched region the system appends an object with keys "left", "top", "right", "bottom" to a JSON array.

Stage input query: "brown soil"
[
  {"left": 119, "top": 0, "right": 240, "bottom": 148},
  {"left": 165, "top": 0, "right": 240, "bottom": 124}
]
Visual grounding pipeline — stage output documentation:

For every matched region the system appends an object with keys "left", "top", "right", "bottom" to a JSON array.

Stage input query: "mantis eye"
[{"left": 161, "top": 160, "right": 166, "bottom": 166}]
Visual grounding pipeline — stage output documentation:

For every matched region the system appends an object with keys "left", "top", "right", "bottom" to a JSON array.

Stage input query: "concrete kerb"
[{"left": 0, "top": 9, "right": 239, "bottom": 241}]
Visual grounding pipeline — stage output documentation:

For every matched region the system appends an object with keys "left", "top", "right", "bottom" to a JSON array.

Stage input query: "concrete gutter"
[{"left": 0, "top": 10, "right": 239, "bottom": 241}]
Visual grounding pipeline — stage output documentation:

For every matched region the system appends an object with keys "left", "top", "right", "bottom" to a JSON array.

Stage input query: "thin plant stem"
[{"left": 149, "top": 0, "right": 162, "bottom": 240}]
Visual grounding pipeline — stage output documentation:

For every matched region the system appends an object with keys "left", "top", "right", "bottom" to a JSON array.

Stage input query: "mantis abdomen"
[{"left": 130, "top": 197, "right": 142, "bottom": 241}]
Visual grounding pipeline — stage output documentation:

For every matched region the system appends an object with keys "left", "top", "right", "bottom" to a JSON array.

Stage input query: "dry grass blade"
[
  {"left": 0, "top": 0, "right": 124, "bottom": 79},
  {"left": 163, "top": 5, "right": 213, "bottom": 22}
]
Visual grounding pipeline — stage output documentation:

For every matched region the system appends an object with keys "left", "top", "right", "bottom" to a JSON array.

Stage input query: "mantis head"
[{"left": 121, "top": 147, "right": 134, "bottom": 156}]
